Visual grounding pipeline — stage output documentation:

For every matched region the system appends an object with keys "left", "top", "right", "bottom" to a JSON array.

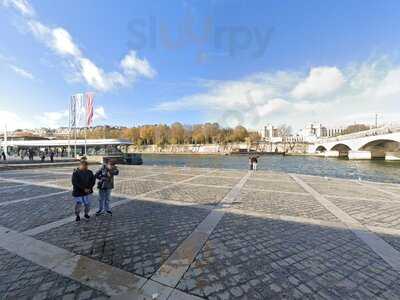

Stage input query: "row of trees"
[{"left": 82, "top": 123, "right": 261, "bottom": 146}]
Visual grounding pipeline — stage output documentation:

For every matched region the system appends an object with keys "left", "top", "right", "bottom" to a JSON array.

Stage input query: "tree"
[
  {"left": 140, "top": 125, "right": 154, "bottom": 145},
  {"left": 170, "top": 122, "right": 185, "bottom": 144},
  {"left": 231, "top": 126, "right": 248, "bottom": 142},
  {"left": 343, "top": 124, "right": 370, "bottom": 135}
]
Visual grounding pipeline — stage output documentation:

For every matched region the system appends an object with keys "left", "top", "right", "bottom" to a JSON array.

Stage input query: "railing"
[{"left": 316, "top": 123, "right": 400, "bottom": 143}]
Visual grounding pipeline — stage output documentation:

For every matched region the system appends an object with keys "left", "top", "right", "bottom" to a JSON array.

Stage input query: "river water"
[{"left": 141, "top": 154, "right": 400, "bottom": 183}]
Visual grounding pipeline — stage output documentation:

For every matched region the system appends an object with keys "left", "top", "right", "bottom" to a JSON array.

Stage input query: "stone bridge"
[{"left": 309, "top": 127, "right": 400, "bottom": 160}]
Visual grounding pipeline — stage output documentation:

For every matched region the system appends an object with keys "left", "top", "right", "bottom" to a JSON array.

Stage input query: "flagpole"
[
  {"left": 84, "top": 126, "right": 87, "bottom": 156},
  {"left": 68, "top": 98, "right": 71, "bottom": 158}
]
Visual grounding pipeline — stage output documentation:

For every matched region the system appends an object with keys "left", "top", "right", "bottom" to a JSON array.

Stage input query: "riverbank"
[{"left": 140, "top": 153, "right": 400, "bottom": 183}]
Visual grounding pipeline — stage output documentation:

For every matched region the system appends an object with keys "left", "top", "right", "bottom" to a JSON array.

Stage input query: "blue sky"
[{"left": 1, "top": 0, "right": 400, "bottom": 131}]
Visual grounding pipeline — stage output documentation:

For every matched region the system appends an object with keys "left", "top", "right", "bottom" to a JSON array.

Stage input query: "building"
[
  {"left": 299, "top": 123, "right": 343, "bottom": 142},
  {"left": 259, "top": 124, "right": 282, "bottom": 142}
]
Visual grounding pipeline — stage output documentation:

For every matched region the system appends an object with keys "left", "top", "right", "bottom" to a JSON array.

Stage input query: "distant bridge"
[{"left": 309, "top": 125, "right": 400, "bottom": 160}]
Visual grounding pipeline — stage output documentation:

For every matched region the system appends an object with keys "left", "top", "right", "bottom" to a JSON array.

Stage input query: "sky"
[{"left": 1, "top": 0, "right": 400, "bottom": 131}]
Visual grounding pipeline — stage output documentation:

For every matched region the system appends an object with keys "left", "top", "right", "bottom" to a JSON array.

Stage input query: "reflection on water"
[{"left": 141, "top": 154, "right": 400, "bottom": 183}]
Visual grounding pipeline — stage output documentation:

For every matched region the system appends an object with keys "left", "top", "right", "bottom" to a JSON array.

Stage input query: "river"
[{"left": 141, "top": 154, "right": 400, "bottom": 183}]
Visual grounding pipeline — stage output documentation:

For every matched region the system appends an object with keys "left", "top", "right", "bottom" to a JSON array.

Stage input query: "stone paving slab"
[
  {"left": 330, "top": 197, "right": 400, "bottom": 229},
  {"left": 145, "top": 184, "right": 231, "bottom": 206},
  {"left": 185, "top": 176, "right": 241, "bottom": 187},
  {"left": 165, "top": 168, "right": 212, "bottom": 176},
  {"left": 208, "top": 170, "right": 246, "bottom": 178},
  {"left": 306, "top": 181, "right": 393, "bottom": 201},
  {"left": 250, "top": 171, "right": 294, "bottom": 182},
  {"left": 177, "top": 212, "right": 400, "bottom": 299},
  {"left": 0, "top": 184, "right": 65, "bottom": 203},
  {"left": 0, "top": 180, "right": 24, "bottom": 188},
  {"left": 113, "top": 179, "right": 166, "bottom": 196},
  {"left": 0, "top": 248, "right": 107, "bottom": 299},
  {"left": 0, "top": 193, "right": 97, "bottom": 232},
  {"left": 231, "top": 190, "right": 339, "bottom": 222},
  {"left": 377, "top": 232, "right": 400, "bottom": 256},
  {"left": 143, "top": 173, "right": 195, "bottom": 183},
  {"left": 244, "top": 179, "right": 306, "bottom": 193},
  {"left": 36, "top": 200, "right": 210, "bottom": 278}
]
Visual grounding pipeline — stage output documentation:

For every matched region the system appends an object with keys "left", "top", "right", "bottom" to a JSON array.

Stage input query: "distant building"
[
  {"left": 299, "top": 123, "right": 343, "bottom": 142},
  {"left": 259, "top": 124, "right": 282, "bottom": 142}
]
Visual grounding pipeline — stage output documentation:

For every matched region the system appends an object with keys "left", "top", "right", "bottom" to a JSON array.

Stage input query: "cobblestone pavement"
[
  {"left": 0, "top": 193, "right": 96, "bottom": 232},
  {"left": 0, "top": 180, "right": 24, "bottom": 188},
  {"left": 36, "top": 200, "right": 210, "bottom": 278},
  {"left": 145, "top": 184, "right": 231, "bottom": 206},
  {"left": 177, "top": 213, "right": 400, "bottom": 299},
  {"left": 0, "top": 248, "right": 107, "bottom": 299},
  {"left": 232, "top": 190, "right": 339, "bottom": 221},
  {"left": 244, "top": 179, "right": 306, "bottom": 193},
  {"left": 0, "top": 184, "right": 65, "bottom": 203},
  {"left": 330, "top": 197, "right": 400, "bottom": 229},
  {"left": 1, "top": 166, "right": 400, "bottom": 299},
  {"left": 184, "top": 176, "right": 241, "bottom": 187}
]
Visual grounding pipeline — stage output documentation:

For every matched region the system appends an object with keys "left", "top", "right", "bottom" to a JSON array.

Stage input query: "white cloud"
[
  {"left": 121, "top": 51, "right": 156, "bottom": 78},
  {"left": 3, "top": 1, "right": 156, "bottom": 92},
  {"left": 2, "top": 0, "right": 35, "bottom": 16},
  {"left": 9, "top": 64, "right": 34, "bottom": 80},
  {"left": 93, "top": 106, "right": 107, "bottom": 121},
  {"left": 154, "top": 58, "right": 400, "bottom": 130},
  {"left": 291, "top": 67, "right": 345, "bottom": 99},
  {"left": 0, "top": 106, "right": 107, "bottom": 130},
  {"left": 0, "top": 110, "right": 34, "bottom": 130},
  {"left": 36, "top": 110, "right": 69, "bottom": 128}
]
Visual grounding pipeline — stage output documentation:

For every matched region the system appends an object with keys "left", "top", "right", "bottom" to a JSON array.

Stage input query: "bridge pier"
[
  {"left": 324, "top": 150, "right": 339, "bottom": 157},
  {"left": 385, "top": 152, "right": 400, "bottom": 161},
  {"left": 348, "top": 150, "right": 371, "bottom": 160}
]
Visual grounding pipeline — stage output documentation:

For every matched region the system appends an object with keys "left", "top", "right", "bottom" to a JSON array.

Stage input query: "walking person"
[
  {"left": 50, "top": 151, "right": 55, "bottom": 163},
  {"left": 95, "top": 160, "right": 119, "bottom": 216},
  {"left": 72, "top": 159, "right": 95, "bottom": 221},
  {"left": 252, "top": 156, "right": 258, "bottom": 171}
]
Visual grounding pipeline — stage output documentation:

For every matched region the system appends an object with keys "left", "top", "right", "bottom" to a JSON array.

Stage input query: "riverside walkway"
[{"left": 0, "top": 166, "right": 400, "bottom": 299}]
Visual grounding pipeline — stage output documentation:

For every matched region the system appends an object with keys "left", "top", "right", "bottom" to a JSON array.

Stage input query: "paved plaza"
[{"left": 1, "top": 165, "right": 400, "bottom": 299}]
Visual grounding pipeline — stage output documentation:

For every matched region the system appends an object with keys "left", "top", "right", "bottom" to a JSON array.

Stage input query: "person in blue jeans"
[
  {"left": 95, "top": 160, "right": 119, "bottom": 215},
  {"left": 71, "top": 159, "right": 95, "bottom": 221}
]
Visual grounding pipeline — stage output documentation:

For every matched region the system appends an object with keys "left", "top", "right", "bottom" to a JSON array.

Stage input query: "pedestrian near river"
[
  {"left": 72, "top": 159, "right": 95, "bottom": 221},
  {"left": 95, "top": 160, "right": 119, "bottom": 216}
]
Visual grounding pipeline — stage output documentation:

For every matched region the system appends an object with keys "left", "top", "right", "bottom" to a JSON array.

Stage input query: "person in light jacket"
[{"left": 95, "top": 160, "right": 119, "bottom": 216}]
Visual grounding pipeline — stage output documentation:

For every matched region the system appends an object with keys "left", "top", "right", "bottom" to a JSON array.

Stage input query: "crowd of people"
[{"left": 71, "top": 159, "right": 119, "bottom": 221}]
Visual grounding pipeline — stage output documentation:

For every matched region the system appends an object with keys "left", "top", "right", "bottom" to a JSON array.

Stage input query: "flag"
[
  {"left": 73, "top": 93, "right": 85, "bottom": 128},
  {"left": 69, "top": 95, "right": 77, "bottom": 128},
  {"left": 85, "top": 92, "right": 95, "bottom": 127}
]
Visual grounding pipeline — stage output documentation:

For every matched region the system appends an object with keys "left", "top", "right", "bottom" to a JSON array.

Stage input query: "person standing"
[
  {"left": 72, "top": 159, "right": 95, "bottom": 221},
  {"left": 1, "top": 151, "right": 6, "bottom": 161},
  {"left": 252, "top": 156, "right": 258, "bottom": 171},
  {"left": 95, "top": 161, "right": 119, "bottom": 216},
  {"left": 50, "top": 151, "right": 55, "bottom": 163}
]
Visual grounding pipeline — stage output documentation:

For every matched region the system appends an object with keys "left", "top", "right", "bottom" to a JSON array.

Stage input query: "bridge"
[{"left": 310, "top": 125, "right": 400, "bottom": 160}]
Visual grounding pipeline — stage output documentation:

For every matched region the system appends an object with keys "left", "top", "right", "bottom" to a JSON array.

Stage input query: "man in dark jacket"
[
  {"left": 95, "top": 160, "right": 119, "bottom": 216},
  {"left": 72, "top": 159, "right": 95, "bottom": 221}
]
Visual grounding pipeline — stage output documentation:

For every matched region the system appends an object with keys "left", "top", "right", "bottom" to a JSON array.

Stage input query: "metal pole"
[
  {"left": 74, "top": 125, "right": 77, "bottom": 158},
  {"left": 3, "top": 125, "right": 7, "bottom": 156},
  {"left": 68, "top": 100, "right": 71, "bottom": 158},
  {"left": 84, "top": 127, "right": 87, "bottom": 156}
]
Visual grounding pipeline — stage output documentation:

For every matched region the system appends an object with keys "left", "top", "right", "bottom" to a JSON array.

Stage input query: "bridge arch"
[
  {"left": 330, "top": 143, "right": 352, "bottom": 157},
  {"left": 315, "top": 145, "right": 327, "bottom": 152},
  {"left": 358, "top": 139, "right": 400, "bottom": 159}
]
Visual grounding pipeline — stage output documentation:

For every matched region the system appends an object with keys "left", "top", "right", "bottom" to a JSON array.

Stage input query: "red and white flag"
[{"left": 85, "top": 92, "right": 95, "bottom": 127}]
